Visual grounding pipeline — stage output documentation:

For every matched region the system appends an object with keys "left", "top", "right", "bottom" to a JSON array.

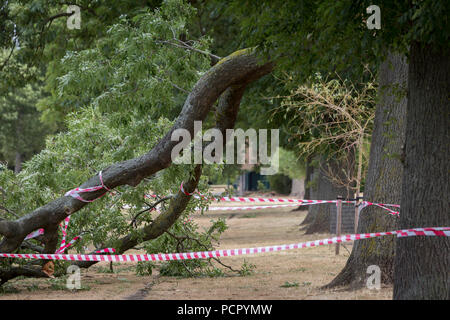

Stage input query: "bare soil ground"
[{"left": 0, "top": 202, "right": 392, "bottom": 300}]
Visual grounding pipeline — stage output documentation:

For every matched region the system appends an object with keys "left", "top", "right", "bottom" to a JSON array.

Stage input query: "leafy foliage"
[
  {"left": 38, "top": 0, "right": 212, "bottom": 123},
  {"left": 229, "top": 0, "right": 449, "bottom": 82},
  {"left": 0, "top": 0, "right": 233, "bottom": 277},
  {"left": 0, "top": 82, "right": 51, "bottom": 169},
  {"left": 140, "top": 218, "right": 229, "bottom": 277}
]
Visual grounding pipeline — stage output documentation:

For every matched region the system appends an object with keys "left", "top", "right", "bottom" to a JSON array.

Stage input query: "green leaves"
[
  {"left": 228, "top": 0, "right": 448, "bottom": 85},
  {"left": 0, "top": 0, "right": 233, "bottom": 276},
  {"left": 46, "top": 3, "right": 210, "bottom": 122}
]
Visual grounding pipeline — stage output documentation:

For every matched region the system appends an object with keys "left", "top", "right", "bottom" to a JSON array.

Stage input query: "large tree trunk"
[
  {"left": 393, "top": 42, "right": 450, "bottom": 300},
  {"left": 303, "top": 156, "right": 313, "bottom": 200},
  {"left": 300, "top": 157, "right": 322, "bottom": 223},
  {"left": 304, "top": 157, "right": 348, "bottom": 234},
  {"left": 326, "top": 52, "right": 407, "bottom": 288},
  {"left": 297, "top": 156, "right": 314, "bottom": 216}
]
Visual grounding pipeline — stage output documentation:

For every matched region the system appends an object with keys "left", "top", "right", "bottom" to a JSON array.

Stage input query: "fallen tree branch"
[
  {"left": 20, "top": 241, "right": 44, "bottom": 253},
  {"left": 0, "top": 50, "right": 273, "bottom": 255},
  {"left": 0, "top": 50, "right": 274, "bottom": 286},
  {"left": 0, "top": 266, "right": 50, "bottom": 285},
  {"left": 75, "top": 80, "right": 253, "bottom": 269}
]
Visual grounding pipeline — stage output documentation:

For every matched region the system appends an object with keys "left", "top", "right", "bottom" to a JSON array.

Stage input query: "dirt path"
[{"left": 0, "top": 206, "right": 392, "bottom": 300}]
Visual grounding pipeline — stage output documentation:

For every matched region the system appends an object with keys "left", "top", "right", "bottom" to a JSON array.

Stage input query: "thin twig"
[
  {"left": 0, "top": 45, "right": 15, "bottom": 72},
  {"left": 0, "top": 205, "right": 19, "bottom": 219},
  {"left": 131, "top": 196, "right": 173, "bottom": 227},
  {"left": 157, "top": 39, "right": 221, "bottom": 61}
]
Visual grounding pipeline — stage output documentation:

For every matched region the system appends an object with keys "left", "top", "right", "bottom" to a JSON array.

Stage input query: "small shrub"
[
  {"left": 239, "top": 260, "right": 256, "bottom": 276},
  {"left": 268, "top": 174, "right": 292, "bottom": 194}
]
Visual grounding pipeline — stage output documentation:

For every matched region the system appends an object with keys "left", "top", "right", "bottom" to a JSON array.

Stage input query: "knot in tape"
[{"left": 65, "top": 171, "right": 111, "bottom": 203}]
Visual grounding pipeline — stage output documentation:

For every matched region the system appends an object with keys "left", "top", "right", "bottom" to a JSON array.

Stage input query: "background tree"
[
  {"left": 0, "top": 83, "right": 51, "bottom": 172},
  {"left": 0, "top": 0, "right": 169, "bottom": 166},
  {"left": 312, "top": 0, "right": 450, "bottom": 299},
  {"left": 393, "top": 42, "right": 449, "bottom": 300},
  {"left": 274, "top": 74, "right": 376, "bottom": 233},
  {"left": 327, "top": 52, "right": 407, "bottom": 288},
  {"left": 225, "top": 0, "right": 449, "bottom": 297}
]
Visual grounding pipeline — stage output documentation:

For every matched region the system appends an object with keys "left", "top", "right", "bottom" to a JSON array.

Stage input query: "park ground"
[{"left": 0, "top": 198, "right": 392, "bottom": 300}]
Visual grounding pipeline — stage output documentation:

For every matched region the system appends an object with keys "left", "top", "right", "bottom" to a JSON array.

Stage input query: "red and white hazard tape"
[
  {"left": 217, "top": 196, "right": 355, "bottom": 204},
  {"left": 190, "top": 192, "right": 400, "bottom": 215},
  {"left": 20, "top": 177, "right": 402, "bottom": 259},
  {"left": 24, "top": 215, "right": 115, "bottom": 255},
  {"left": 28, "top": 177, "right": 401, "bottom": 244},
  {"left": 64, "top": 173, "right": 400, "bottom": 213},
  {"left": 362, "top": 201, "right": 399, "bottom": 216},
  {"left": 181, "top": 183, "right": 359, "bottom": 205},
  {"left": 23, "top": 171, "right": 115, "bottom": 254},
  {"left": 201, "top": 201, "right": 399, "bottom": 215},
  {"left": 55, "top": 216, "right": 72, "bottom": 253},
  {"left": 4, "top": 227, "right": 448, "bottom": 262},
  {"left": 22, "top": 200, "right": 397, "bottom": 255},
  {"left": 65, "top": 171, "right": 110, "bottom": 203},
  {"left": 202, "top": 204, "right": 300, "bottom": 211},
  {"left": 64, "top": 176, "right": 400, "bottom": 215},
  {"left": 24, "top": 228, "right": 44, "bottom": 240}
]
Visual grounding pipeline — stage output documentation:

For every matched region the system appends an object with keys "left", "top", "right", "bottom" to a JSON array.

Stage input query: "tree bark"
[
  {"left": 303, "top": 155, "right": 313, "bottom": 200},
  {"left": 297, "top": 156, "right": 314, "bottom": 216},
  {"left": 304, "top": 157, "right": 348, "bottom": 234},
  {"left": 326, "top": 52, "right": 407, "bottom": 288},
  {"left": 393, "top": 42, "right": 450, "bottom": 300}
]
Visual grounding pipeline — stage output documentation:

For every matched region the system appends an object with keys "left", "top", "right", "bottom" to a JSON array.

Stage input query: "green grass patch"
[{"left": 280, "top": 281, "right": 299, "bottom": 288}]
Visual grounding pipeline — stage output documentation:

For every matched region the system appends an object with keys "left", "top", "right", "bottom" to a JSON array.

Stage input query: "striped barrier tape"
[
  {"left": 5, "top": 227, "right": 448, "bottom": 262},
  {"left": 64, "top": 171, "right": 110, "bottom": 203},
  {"left": 202, "top": 204, "right": 301, "bottom": 211},
  {"left": 24, "top": 228, "right": 44, "bottom": 240},
  {"left": 24, "top": 217, "right": 72, "bottom": 245},
  {"left": 64, "top": 175, "right": 399, "bottom": 214},
  {"left": 24, "top": 171, "right": 112, "bottom": 254},
  {"left": 363, "top": 201, "right": 399, "bottom": 216},
  {"left": 210, "top": 197, "right": 400, "bottom": 215},
  {"left": 188, "top": 190, "right": 400, "bottom": 215},
  {"left": 202, "top": 201, "right": 399, "bottom": 215},
  {"left": 26, "top": 201, "right": 398, "bottom": 244},
  {"left": 55, "top": 216, "right": 71, "bottom": 253},
  {"left": 208, "top": 196, "right": 356, "bottom": 204},
  {"left": 24, "top": 215, "right": 115, "bottom": 255},
  {"left": 22, "top": 200, "right": 396, "bottom": 255},
  {"left": 124, "top": 199, "right": 339, "bottom": 212},
  {"left": 28, "top": 177, "right": 399, "bottom": 251}
]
